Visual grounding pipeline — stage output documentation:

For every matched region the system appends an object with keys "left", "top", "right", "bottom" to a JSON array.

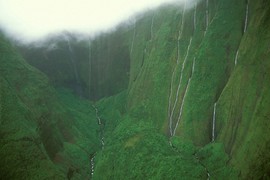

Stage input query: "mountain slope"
[
  {"left": 2, "top": 0, "right": 270, "bottom": 179},
  {"left": 0, "top": 33, "right": 100, "bottom": 179}
]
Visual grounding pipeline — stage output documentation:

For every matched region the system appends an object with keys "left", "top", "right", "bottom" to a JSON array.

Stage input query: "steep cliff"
[
  {"left": 2, "top": 0, "right": 270, "bottom": 179},
  {"left": 93, "top": 0, "right": 270, "bottom": 178}
]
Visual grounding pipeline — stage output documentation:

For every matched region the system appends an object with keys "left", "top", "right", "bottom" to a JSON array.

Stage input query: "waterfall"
[
  {"left": 66, "top": 38, "right": 80, "bottom": 85},
  {"left": 90, "top": 156, "right": 95, "bottom": 177},
  {"left": 173, "top": 77, "right": 191, "bottom": 136},
  {"left": 151, "top": 13, "right": 155, "bottom": 41},
  {"left": 179, "top": 1, "right": 186, "bottom": 40},
  {"left": 130, "top": 22, "right": 136, "bottom": 54},
  {"left": 169, "top": 38, "right": 192, "bottom": 133},
  {"left": 212, "top": 103, "right": 217, "bottom": 142},
  {"left": 234, "top": 50, "right": 239, "bottom": 65},
  {"left": 207, "top": 170, "right": 210, "bottom": 180},
  {"left": 194, "top": 3, "right": 197, "bottom": 32},
  {"left": 167, "top": 3, "right": 186, "bottom": 136},
  {"left": 168, "top": 67, "right": 177, "bottom": 136},
  {"left": 92, "top": 105, "right": 105, "bottom": 149},
  {"left": 206, "top": 0, "right": 209, "bottom": 30},
  {"left": 192, "top": 57, "right": 196, "bottom": 75},
  {"left": 244, "top": 0, "right": 249, "bottom": 33},
  {"left": 89, "top": 39, "right": 92, "bottom": 97}
]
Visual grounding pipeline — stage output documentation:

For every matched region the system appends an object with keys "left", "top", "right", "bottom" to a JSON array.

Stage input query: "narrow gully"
[{"left": 90, "top": 105, "right": 105, "bottom": 178}]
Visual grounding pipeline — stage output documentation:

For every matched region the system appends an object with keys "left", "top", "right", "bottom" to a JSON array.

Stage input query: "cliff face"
[
  {"left": 1, "top": 0, "right": 270, "bottom": 179},
  {"left": 124, "top": 0, "right": 270, "bottom": 178},
  {"left": 18, "top": 30, "right": 130, "bottom": 100}
]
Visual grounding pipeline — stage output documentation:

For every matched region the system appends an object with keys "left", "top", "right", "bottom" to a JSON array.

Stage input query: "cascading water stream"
[
  {"left": 194, "top": 3, "right": 197, "bottom": 32},
  {"left": 235, "top": 0, "right": 249, "bottom": 66},
  {"left": 244, "top": 0, "right": 249, "bottom": 33},
  {"left": 192, "top": 57, "right": 196, "bottom": 75},
  {"left": 173, "top": 77, "right": 191, "bottom": 136},
  {"left": 168, "top": 1, "right": 186, "bottom": 136},
  {"left": 234, "top": 50, "right": 239, "bottom": 66},
  {"left": 169, "top": 38, "right": 192, "bottom": 134},
  {"left": 90, "top": 105, "right": 105, "bottom": 178},
  {"left": 88, "top": 39, "right": 92, "bottom": 96},
  {"left": 66, "top": 39, "right": 80, "bottom": 85},
  {"left": 206, "top": 0, "right": 209, "bottom": 31},
  {"left": 90, "top": 156, "right": 95, "bottom": 178},
  {"left": 212, "top": 102, "right": 217, "bottom": 142},
  {"left": 151, "top": 13, "right": 155, "bottom": 41},
  {"left": 130, "top": 22, "right": 136, "bottom": 54}
]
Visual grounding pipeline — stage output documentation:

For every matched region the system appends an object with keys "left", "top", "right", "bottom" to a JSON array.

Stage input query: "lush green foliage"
[{"left": 1, "top": 0, "right": 270, "bottom": 179}]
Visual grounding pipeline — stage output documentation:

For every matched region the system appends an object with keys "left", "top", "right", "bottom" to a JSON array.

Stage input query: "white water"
[
  {"left": 234, "top": 50, "right": 239, "bottom": 66},
  {"left": 192, "top": 57, "right": 196, "bottom": 75},
  {"left": 244, "top": 0, "right": 249, "bottom": 33},
  {"left": 212, "top": 102, "right": 217, "bottom": 142},
  {"left": 151, "top": 13, "right": 155, "bottom": 41},
  {"left": 92, "top": 105, "right": 105, "bottom": 147},
  {"left": 168, "top": 67, "right": 177, "bottom": 136},
  {"left": 173, "top": 77, "right": 191, "bottom": 136},
  {"left": 169, "top": 38, "right": 192, "bottom": 133},
  {"left": 130, "top": 23, "right": 136, "bottom": 54},
  {"left": 207, "top": 171, "right": 210, "bottom": 180},
  {"left": 90, "top": 156, "right": 95, "bottom": 177},
  {"left": 167, "top": 3, "right": 186, "bottom": 136}
]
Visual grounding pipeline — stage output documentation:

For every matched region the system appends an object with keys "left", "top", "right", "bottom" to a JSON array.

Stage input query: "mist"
[{"left": 0, "top": 0, "right": 194, "bottom": 42}]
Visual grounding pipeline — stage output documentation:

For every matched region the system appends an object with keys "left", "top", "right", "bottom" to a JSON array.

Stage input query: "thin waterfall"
[
  {"left": 206, "top": 0, "right": 209, "bottom": 30},
  {"left": 169, "top": 38, "right": 192, "bottom": 131},
  {"left": 192, "top": 57, "right": 196, "bottom": 75},
  {"left": 66, "top": 39, "right": 80, "bottom": 85},
  {"left": 168, "top": 67, "right": 177, "bottom": 136},
  {"left": 90, "top": 156, "right": 95, "bottom": 178},
  {"left": 92, "top": 105, "right": 105, "bottom": 150},
  {"left": 244, "top": 0, "right": 249, "bottom": 33},
  {"left": 179, "top": 1, "right": 186, "bottom": 40},
  {"left": 151, "top": 13, "right": 155, "bottom": 41},
  {"left": 130, "top": 22, "right": 136, "bottom": 54},
  {"left": 168, "top": 2, "right": 186, "bottom": 136},
  {"left": 173, "top": 77, "right": 191, "bottom": 136},
  {"left": 235, "top": 0, "right": 249, "bottom": 67},
  {"left": 212, "top": 102, "right": 217, "bottom": 142},
  {"left": 194, "top": 3, "right": 197, "bottom": 32},
  {"left": 234, "top": 50, "right": 239, "bottom": 65},
  {"left": 89, "top": 38, "right": 92, "bottom": 97}
]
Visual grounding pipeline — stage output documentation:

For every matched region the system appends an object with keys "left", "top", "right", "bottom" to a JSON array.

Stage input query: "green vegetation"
[
  {"left": 0, "top": 34, "right": 99, "bottom": 179},
  {"left": 1, "top": 0, "right": 270, "bottom": 179}
]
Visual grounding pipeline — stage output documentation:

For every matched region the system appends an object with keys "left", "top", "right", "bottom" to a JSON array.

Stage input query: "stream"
[{"left": 90, "top": 105, "right": 105, "bottom": 179}]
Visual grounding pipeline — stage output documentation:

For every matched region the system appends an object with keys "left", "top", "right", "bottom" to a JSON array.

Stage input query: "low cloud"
[{"left": 0, "top": 0, "right": 196, "bottom": 42}]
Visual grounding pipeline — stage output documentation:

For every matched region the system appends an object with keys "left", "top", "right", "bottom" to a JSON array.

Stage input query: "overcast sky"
[{"left": 0, "top": 0, "right": 186, "bottom": 42}]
